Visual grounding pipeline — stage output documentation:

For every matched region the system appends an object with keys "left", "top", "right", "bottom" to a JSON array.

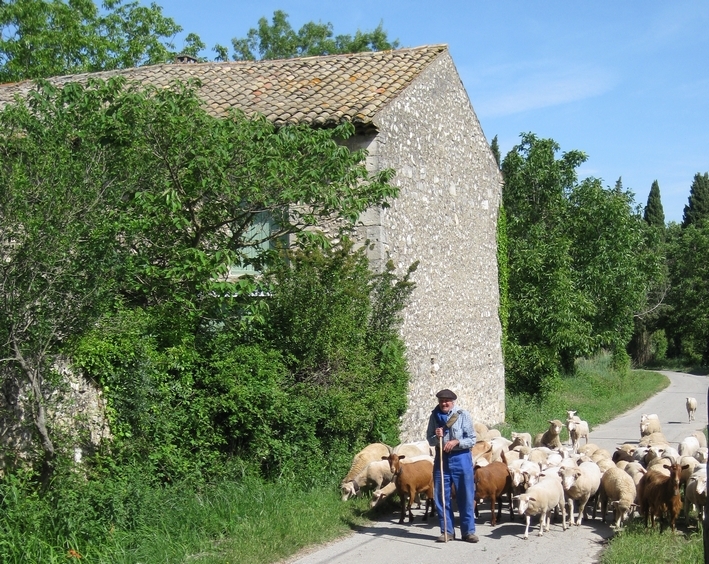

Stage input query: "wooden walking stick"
[{"left": 439, "top": 434, "right": 448, "bottom": 542}]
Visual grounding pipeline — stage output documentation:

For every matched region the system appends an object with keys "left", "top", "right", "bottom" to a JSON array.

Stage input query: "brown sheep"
[
  {"left": 383, "top": 453, "right": 435, "bottom": 524},
  {"left": 474, "top": 461, "right": 514, "bottom": 525}
]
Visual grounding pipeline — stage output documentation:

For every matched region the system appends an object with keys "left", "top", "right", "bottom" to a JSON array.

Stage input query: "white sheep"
[
  {"left": 692, "top": 431, "right": 707, "bottom": 448},
  {"left": 559, "top": 461, "right": 601, "bottom": 526},
  {"left": 567, "top": 417, "right": 590, "bottom": 453},
  {"left": 696, "top": 447, "right": 709, "bottom": 463},
  {"left": 598, "top": 466, "right": 636, "bottom": 528},
  {"left": 639, "top": 432, "right": 667, "bottom": 447},
  {"left": 679, "top": 455, "right": 700, "bottom": 487},
  {"left": 684, "top": 468, "right": 707, "bottom": 523},
  {"left": 623, "top": 461, "right": 647, "bottom": 489},
  {"left": 514, "top": 473, "right": 567, "bottom": 539},
  {"left": 341, "top": 459, "right": 393, "bottom": 501},
  {"left": 679, "top": 436, "right": 701, "bottom": 458},
  {"left": 578, "top": 443, "right": 600, "bottom": 457},
  {"left": 640, "top": 415, "right": 662, "bottom": 437},
  {"left": 686, "top": 397, "right": 698, "bottom": 422},
  {"left": 342, "top": 443, "right": 392, "bottom": 483},
  {"left": 393, "top": 441, "right": 433, "bottom": 458}
]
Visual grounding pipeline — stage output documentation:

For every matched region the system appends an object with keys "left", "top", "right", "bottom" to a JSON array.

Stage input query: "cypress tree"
[
  {"left": 490, "top": 135, "right": 501, "bottom": 169},
  {"left": 644, "top": 180, "right": 665, "bottom": 228},
  {"left": 682, "top": 172, "right": 709, "bottom": 227}
]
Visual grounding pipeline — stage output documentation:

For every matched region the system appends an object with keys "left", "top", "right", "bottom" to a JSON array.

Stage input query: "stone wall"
[{"left": 353, "top": 51, "right": 505, "bottom": 440}]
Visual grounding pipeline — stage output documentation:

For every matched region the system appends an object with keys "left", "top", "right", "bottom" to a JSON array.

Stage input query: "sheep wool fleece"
[{"left": 427, "top": 407, "right": 476, "bottom": 537}]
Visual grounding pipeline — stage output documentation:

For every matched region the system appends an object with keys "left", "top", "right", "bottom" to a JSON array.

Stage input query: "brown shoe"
[
  {"left": 436, "top": 532, "right": 455, "bottom": 542},
  {"left": 463, "top": 533, "right": 479, "bottom": 543}
]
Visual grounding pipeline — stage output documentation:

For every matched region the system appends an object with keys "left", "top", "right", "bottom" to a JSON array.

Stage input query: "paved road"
[{"left": 284, "top": 371, "right": 708, "bottom": 564}]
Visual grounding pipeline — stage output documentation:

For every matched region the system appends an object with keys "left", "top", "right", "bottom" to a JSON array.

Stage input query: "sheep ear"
[{"left": 528, "top": 497, "right": 537, "bottom": 502}]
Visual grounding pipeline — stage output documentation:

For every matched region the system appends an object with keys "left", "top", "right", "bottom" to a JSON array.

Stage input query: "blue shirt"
[{"left": 426, "top": 405, "right": 476, "bottom": 452}]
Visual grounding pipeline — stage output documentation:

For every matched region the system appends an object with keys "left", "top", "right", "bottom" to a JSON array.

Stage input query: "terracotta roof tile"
[{"left": 0, "top": 44, "right": 447, "bottom": 127}]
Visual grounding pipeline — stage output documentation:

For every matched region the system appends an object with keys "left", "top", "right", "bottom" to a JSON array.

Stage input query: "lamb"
[
  {"left": 598, "top": 466, "right": 636, "bottom": 528},
  {"left": 558, "top": 461, "right": 601, "bottom": 526},
  {"left": 686, "top": 397, "right": 698, "bottom": 422},
  {"left": 637, "top": 460, "right": 687, "bottom": 532},
  {"left": 341, "top": 443, "right": 392, "bottom": 498},
  {"left": 684, "top": 468, "right": 707, "bottom": 523},
  {"left": 382, "top": 453, "right": 434, "bottom": 524},
  {"left": 474, "top": 461, "right": 514, "bottom": 525},
  {"left": 567, "top": 418, "right": 589, "bottom": 453},
  {"left": 341, "top": 459, "right": 394, "bottom": 501},
  {"left": 534, "top": 420, "right": 564, "bottom": 450},
  {"left": 514, "top": 473, "right": 567, "bottom": 539}
]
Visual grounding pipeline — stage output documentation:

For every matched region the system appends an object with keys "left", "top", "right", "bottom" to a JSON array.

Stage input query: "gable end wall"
[{"left": 364, "top": 52, "right": 505, "bottom": 439}]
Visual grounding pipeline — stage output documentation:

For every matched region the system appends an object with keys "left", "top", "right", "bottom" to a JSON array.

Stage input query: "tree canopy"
[
  {"left": 644, "top": 180, "right": 665, "bottom": 228},
  {"left": 0, "top": 78, "right": 399, "bottom": 477},
  {"left": 682, "top": 172, "right": 709, "bottom": 228},
  {"left": 0, "top": 0, "right": 205, "bottom": 82},
  {"left": 226, "top": 10, "right": 398, "bottom": 61},
  {"left": 501, "top": 133, "right": 661, "bottom": 393}
]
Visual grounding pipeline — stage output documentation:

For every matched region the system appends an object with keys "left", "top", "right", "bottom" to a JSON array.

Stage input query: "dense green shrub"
[{"left": 68, "top": 241, "right": 414, "bottom": 486}]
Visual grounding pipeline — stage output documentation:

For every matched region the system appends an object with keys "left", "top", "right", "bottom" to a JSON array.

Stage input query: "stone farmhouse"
[{"left": 0, "top": 44, "right": 504, "bottom": 441}]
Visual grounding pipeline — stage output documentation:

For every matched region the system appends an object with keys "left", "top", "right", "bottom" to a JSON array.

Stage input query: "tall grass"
[
  {"left": 499, "top": 353, "right": 669, "bottom": 440},
  {"left": 0, "top": 469, "right": 372, "bottom": 564}
]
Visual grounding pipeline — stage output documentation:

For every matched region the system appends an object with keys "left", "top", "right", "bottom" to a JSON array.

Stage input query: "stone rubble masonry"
[{"left": 346, "top": 51, "right": 505, "bottom": 439}]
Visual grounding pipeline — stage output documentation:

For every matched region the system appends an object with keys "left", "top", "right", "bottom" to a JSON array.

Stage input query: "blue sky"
[{"left": 157, "top": 1, "right": 708, "bottom": 224}]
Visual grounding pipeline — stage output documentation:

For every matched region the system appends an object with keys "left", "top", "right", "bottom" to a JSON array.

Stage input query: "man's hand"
[{"left": 443, "top": 439, "right": 459, "bottom": 452}]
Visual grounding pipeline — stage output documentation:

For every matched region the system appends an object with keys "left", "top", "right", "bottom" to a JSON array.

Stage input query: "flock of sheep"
[{"left": 340, "top": 397, "right": 706, "bottom": 539}]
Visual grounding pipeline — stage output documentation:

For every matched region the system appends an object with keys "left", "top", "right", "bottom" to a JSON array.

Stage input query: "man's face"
[{"left": 438, "top": 397, "right": 455, "bottom": 414}]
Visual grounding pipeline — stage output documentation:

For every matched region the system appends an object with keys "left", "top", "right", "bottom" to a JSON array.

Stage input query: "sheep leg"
[
  {"left": 566, "top": 498, "right": 574, "bottom": 528},
  {"left": 523, "top": 514, "right": 531, "bottom": 539},
  {"left": 576, "top": 494, "right": 590, "bottom": 526},
  {"left": 538, "top": 510, "right": 547, "bottom": 536},
  {"left": 560, "top": 501, "right": 567, "bottom": 531}
]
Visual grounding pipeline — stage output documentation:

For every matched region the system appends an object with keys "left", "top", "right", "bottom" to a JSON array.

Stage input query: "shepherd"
[{"left": 426, "top": 388, "right": 479, "bottom": 543}]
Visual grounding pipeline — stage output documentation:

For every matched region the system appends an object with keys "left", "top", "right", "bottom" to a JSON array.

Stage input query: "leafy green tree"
[
  {"left": 0, "top": 0, "right": 198, "bottom": 82},
  {"left": 665, "top": 220, "right": 709, "bottom": 363},
  {"left": 501, "top": 133, "right": 590, "bottom": 393},
  {"left": 0, "top": 77, "right": 398, "bottom": 477},
  {"left": 229, "top": 10, "right": 398, "bottom": 61},
  {"left": 644, "top": 180, "right": 665, "bottom": 228},
  {"left": 568, "top": 178, "right": 662, "bottom": 356},
  {"left": 682, "top": 172, "right": 709, "bottom": 228}
]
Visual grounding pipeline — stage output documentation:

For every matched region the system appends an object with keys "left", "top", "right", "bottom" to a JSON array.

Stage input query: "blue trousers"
[{"left": 433, "top": 450, "right": 476, "bottom": 536}]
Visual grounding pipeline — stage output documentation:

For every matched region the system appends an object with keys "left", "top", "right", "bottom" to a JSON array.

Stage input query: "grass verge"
[
  {"left": 500, "top": 354, "right": 669, "bottom": 441},
  {"left": 600, "top": 519, "right": 703, "bottom": 564}
]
